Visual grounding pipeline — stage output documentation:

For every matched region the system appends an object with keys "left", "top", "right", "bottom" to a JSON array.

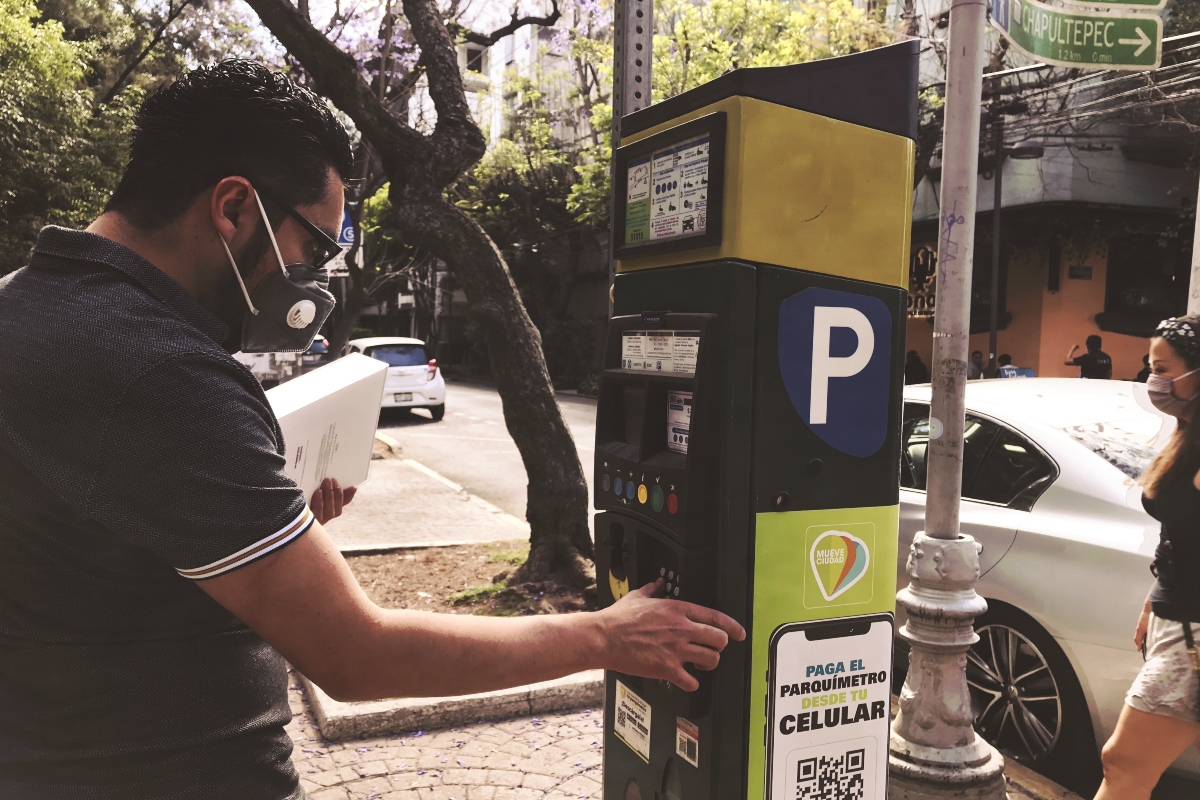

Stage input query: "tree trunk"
[
  {"left": 244, "top": 0, "right": 595, "bottom": 588},
  {"left": 328, "top": 280, "right": 367, "bottom": 357},
  {"left": 390, "top": 185, "right": 594, "bottom": 586}
]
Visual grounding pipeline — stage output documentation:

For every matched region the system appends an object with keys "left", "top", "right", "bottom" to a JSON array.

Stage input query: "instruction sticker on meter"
[
  {"left": 614, "top": 680, "right": 651, "bottom": 763},
  {"left": 668, "top": 391, "right": 692, "bottom": 454},
  {"left": 621, "top": 331, "right": 700, "bottom": 375},
  {"left": 766, "top": 615, "right": 893, "bottom": 800}
]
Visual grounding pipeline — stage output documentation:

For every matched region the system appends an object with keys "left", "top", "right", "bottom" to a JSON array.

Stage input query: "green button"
[{"left": 650, "top": 485, "right": 665, "bottom": 512}]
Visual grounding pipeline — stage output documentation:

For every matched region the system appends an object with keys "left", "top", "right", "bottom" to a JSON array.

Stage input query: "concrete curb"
[
  {"left": 1004, "top": 760, "right": 1085, "bottom": 799},
  {"left": 300, "top": 670, "right": 603, "bottom": 741},
  {"left": 339, "top": 540, "right": 524, "bottom": 556}
]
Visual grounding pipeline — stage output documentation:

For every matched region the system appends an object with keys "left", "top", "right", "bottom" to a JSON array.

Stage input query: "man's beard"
[{"left": 215, "top": 230, "right": 270, "bottom": 352}]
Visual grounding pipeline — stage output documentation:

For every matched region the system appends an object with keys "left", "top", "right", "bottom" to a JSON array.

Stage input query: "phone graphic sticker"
[{"left": 766, "top": 615, "right": 893, "bottom": 800}]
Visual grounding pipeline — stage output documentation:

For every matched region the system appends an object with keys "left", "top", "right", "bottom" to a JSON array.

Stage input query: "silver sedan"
[{"left": 896, "top": 378, "right": 1199, "bottom": 790}]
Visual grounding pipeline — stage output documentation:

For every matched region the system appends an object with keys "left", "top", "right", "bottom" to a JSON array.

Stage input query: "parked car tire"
[
  {"left": 429, "top": 404, "right": 445, "bottom": 422},
  {"left": 968, "top": 603, "right": 1101, "bottom": 795}
]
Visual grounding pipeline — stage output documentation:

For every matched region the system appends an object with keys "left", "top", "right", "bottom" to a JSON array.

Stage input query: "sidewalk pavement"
[
  {"left": 325, "top": 437, "right": 528, "bottom": 552},
  {"left": 287, "top": 667, "right": 1082, "bottom": 800},
  {"left": 288, "top": 670, "right": 603, "bottom": 800}
]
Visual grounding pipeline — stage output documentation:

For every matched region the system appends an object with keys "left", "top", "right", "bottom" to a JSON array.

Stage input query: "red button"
[{"left": 667, "top": 494, "right": 679, "bottom": 514}]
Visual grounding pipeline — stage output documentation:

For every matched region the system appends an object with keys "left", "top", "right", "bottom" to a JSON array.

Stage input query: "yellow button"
[{"left": 637, "top": 484, "right": 648, "bottom": 504}]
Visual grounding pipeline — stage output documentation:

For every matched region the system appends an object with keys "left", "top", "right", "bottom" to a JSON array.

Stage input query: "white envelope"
[{"left": 265, "top": 353, "right": 388, "bottom": 499}]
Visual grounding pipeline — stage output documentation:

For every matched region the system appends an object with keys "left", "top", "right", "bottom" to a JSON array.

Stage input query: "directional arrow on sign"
[
  {"left": 1118, "top": 25, "right": 1152, "bottom": 57},
  {"left": 991, "top": 0, "right": 1163, "bottom": 71}
]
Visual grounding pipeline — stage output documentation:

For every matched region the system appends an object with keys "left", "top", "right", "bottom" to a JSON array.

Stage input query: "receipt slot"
[{"left": 593, "top": 42, "right": 919, "bottom": 800}]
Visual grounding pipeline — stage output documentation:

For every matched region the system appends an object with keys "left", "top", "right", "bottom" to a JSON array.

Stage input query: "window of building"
[
  {"left": 1099, "top": 232, "right": 1188, "bottom": 337},
  {"left": 465, "top": 45, "right": 487, "bottom": 73},
  {"left": 906, "top": 232, "right": 1011, "bottom": 334}
]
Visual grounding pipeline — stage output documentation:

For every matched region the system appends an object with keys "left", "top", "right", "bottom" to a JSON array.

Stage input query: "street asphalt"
[{"left": 377, "top": 380, "right": 597, "bottom": 523}]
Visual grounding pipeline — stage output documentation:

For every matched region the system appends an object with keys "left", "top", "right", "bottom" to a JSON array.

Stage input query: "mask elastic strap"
[
  {"left": 253, "top": 190, "right": 290, "bottom": 278},
  {"left": 219, "top": 236, "right": 260, "bottom": 316}
]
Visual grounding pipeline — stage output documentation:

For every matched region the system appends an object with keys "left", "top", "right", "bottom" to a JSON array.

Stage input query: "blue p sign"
[{"left": 778, "top": 287, "right": 893, "bottom": 458}]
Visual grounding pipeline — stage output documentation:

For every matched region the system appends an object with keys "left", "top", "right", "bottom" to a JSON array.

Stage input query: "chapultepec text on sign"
[{"left": 991, "top": 0, "right": 1163, "bottom": 70}]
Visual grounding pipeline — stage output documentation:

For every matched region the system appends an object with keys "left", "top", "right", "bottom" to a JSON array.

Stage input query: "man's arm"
[
  {"left": 1064, "top": 344, "right": 1079, "bottom": 366},
  {"left": 198, "top": 520, "right": 744, "bottom": 702}
]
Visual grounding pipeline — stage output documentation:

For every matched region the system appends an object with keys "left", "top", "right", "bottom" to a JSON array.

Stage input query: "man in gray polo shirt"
[{"left": 0, "top": 61, "right": 743, "bottom": 799}]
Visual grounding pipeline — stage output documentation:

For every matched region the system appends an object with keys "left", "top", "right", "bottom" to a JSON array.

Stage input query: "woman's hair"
[{"left": 1140, "top": 313, "right": 1200, "bottom": 498}]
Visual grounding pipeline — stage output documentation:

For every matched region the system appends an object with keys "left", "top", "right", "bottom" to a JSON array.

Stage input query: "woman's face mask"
[
  {"left": 1146, "top": 366, "right": 1200, "bottom": 418},
  {"left": 218, "top": 190, "right": 335, "bottom": 353}
]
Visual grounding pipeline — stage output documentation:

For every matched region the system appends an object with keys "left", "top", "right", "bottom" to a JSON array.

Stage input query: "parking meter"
[{"left": 593, "top": 42, "right": 918, "bottom": 800}]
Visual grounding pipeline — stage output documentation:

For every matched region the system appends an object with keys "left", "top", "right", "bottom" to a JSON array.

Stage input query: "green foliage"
[
  {"left": 566, "top": 102, "right": 612, "bottom": 227},
  {"left": 653, "top": 0, "right": 894, "bottom": 100},
  {"left": 0, "top": 0, "right": 129, "bottom": 268},
  {"left": 1166, "top": 0, "right": 1200, "bottom": 36},
  {"left": 0, "top": 0, "right": 269, "bottom": 271},
  {"left": 448, "top": 582, "right": 508, "bottom": 605},
  {"left": 485, "top": 545, "right": 529, "bottom": 566},
  {"left": 539, "top": 319, "right": 601, "bottom": 386}
]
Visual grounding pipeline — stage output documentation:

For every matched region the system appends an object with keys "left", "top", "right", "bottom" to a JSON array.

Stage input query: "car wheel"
[
  {"left": 429, "top": 403, "right": 445, "bottom": 421},
  {"left": 967, "top": 605, "right": 1101, "bottom": 794}
]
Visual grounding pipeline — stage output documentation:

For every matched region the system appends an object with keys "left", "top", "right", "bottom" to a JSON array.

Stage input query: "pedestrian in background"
[
  {"left": 968, "top": 350, "right": 985, "bottom": 380},
  {"left": 904, "top": 350, "right": 930, "bottom": 384},
  {"left": 997, "top": 354, "right": 1021, "bottom": 378},
  {"left": 1136, "top": 354, "right": 1151, "bottom": 383},
  {"left": 1066, "top": 334, "right": 1113, "bottom": 379},
  {"left": 1092, "top": 316, "right": 1200, "bottom": 800}
]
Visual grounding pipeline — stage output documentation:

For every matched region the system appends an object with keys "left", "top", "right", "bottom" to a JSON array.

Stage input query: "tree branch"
[
  {"left": 451, "top": 0, "right": 561, "bottom": 46},
  {"left": 242, "top": 0, "right": 429, "bottom": 182},
  {"left": 400, "top": 0, "right": 487, "bottom": 183},
  {"left": 100, "top": 0, "right": 196, "bottom": 105}
]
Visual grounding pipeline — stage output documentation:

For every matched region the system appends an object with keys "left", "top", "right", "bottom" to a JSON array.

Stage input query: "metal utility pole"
[
  {"left": 888, "top": 0, "right": 1007, "bottom": 795},
  {"left": 989, "top": 121, "right": 1002, "bottom": 379},
  {"left": 1189, "top": 171, "right": 1200, "bottom": 315},
  {"left": 609, "top": 0, "right": 653, "bottom": 310}
]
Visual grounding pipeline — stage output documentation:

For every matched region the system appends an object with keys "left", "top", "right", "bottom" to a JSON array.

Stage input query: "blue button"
[
  {"left": 625, "top": 481, "right": 636, "bottom": 500},
  {"left": 614, "top": 477, "right": 624, "bottom": 496}
]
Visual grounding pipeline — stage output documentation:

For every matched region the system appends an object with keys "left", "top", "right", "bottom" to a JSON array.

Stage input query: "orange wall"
[
  {"left": 1036, "top": 242, "right": 1149, "bottom": 379},
  {"left": 904, "top": 240, "right": 1151, "bottom": 379}
]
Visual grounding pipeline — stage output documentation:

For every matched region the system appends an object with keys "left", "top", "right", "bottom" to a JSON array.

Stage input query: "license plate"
[{"left": 395, "top": 393, "right": 412, "bottom": 402}]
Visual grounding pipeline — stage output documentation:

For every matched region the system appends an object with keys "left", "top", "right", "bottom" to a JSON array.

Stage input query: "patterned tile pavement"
[{"left": 287, "top": 671, "right": 604, "bottom": 800}]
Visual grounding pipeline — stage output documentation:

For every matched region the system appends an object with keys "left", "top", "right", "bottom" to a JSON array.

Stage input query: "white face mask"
[{"left": 1146, "top": 366, "right": 1200, "bottom": 418}]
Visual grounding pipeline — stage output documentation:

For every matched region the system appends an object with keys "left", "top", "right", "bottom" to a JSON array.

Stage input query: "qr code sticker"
[{"left": 783, "top": 737, "right": 876, "bottom": 800}]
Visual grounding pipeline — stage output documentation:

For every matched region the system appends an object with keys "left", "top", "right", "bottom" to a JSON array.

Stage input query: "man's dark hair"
[
  {"left": 106, "top": 60, "right": 354, "bottom": 230},
  {"left": 971, "top": 350, "right": 983, "bottom": 358},
  {"left": 998, "top": 354, "right": 1011, "bottom": 367},
  {"left": 1086, "top": 334, "right": 1102, "bottom": 351}
]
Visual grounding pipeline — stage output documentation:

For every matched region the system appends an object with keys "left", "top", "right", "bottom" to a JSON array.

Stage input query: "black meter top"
[{"left": 594, "top": 312, "right": 720, "bottom": 548}]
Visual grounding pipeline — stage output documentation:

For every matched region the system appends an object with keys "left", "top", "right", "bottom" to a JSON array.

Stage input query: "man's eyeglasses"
[{"left": 255, "top": 186, "right": 344, "bottom": 270}]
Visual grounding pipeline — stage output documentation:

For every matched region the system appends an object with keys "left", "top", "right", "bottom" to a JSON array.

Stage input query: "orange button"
[
  {"left": 637, "top": 484, "right": 648, "bottom": 504},
  {"left": 667, "top": 494, "right": 679, "bottom": 514}
]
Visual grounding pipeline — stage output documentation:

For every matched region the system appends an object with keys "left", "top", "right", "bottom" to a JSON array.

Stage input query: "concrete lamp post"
[{"left": 988, "top": 132, "right": 1045, "bottom": 376}]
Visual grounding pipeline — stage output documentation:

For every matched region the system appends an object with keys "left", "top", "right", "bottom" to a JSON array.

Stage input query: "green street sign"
[
  {"left": 991, "top": 0, "right": 1163, "bottom": 70},
  {"left": 1063, "top": 0, "right": 1165, "bottom": 10}
]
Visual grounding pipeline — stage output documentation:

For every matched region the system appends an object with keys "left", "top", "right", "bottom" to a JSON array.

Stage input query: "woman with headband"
[{"left": 1093, "top": 315, "right": 1200, "bottom": 800}]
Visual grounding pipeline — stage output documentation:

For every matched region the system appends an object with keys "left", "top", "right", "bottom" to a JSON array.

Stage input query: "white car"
[
  {"left": 897, "top": 378, "right": 1199, "bottom": 790},
  {"left": 349, "top": 337, "right": 446, "bottom": 420}
]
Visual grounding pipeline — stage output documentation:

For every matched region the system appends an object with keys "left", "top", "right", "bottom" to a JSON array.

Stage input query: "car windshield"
[
  {"left": 1058, "top": 415, "right": 1172, "bottom": 479},
  {"left": 366, "top": 344, "right": 427, "bottom": 367}
]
